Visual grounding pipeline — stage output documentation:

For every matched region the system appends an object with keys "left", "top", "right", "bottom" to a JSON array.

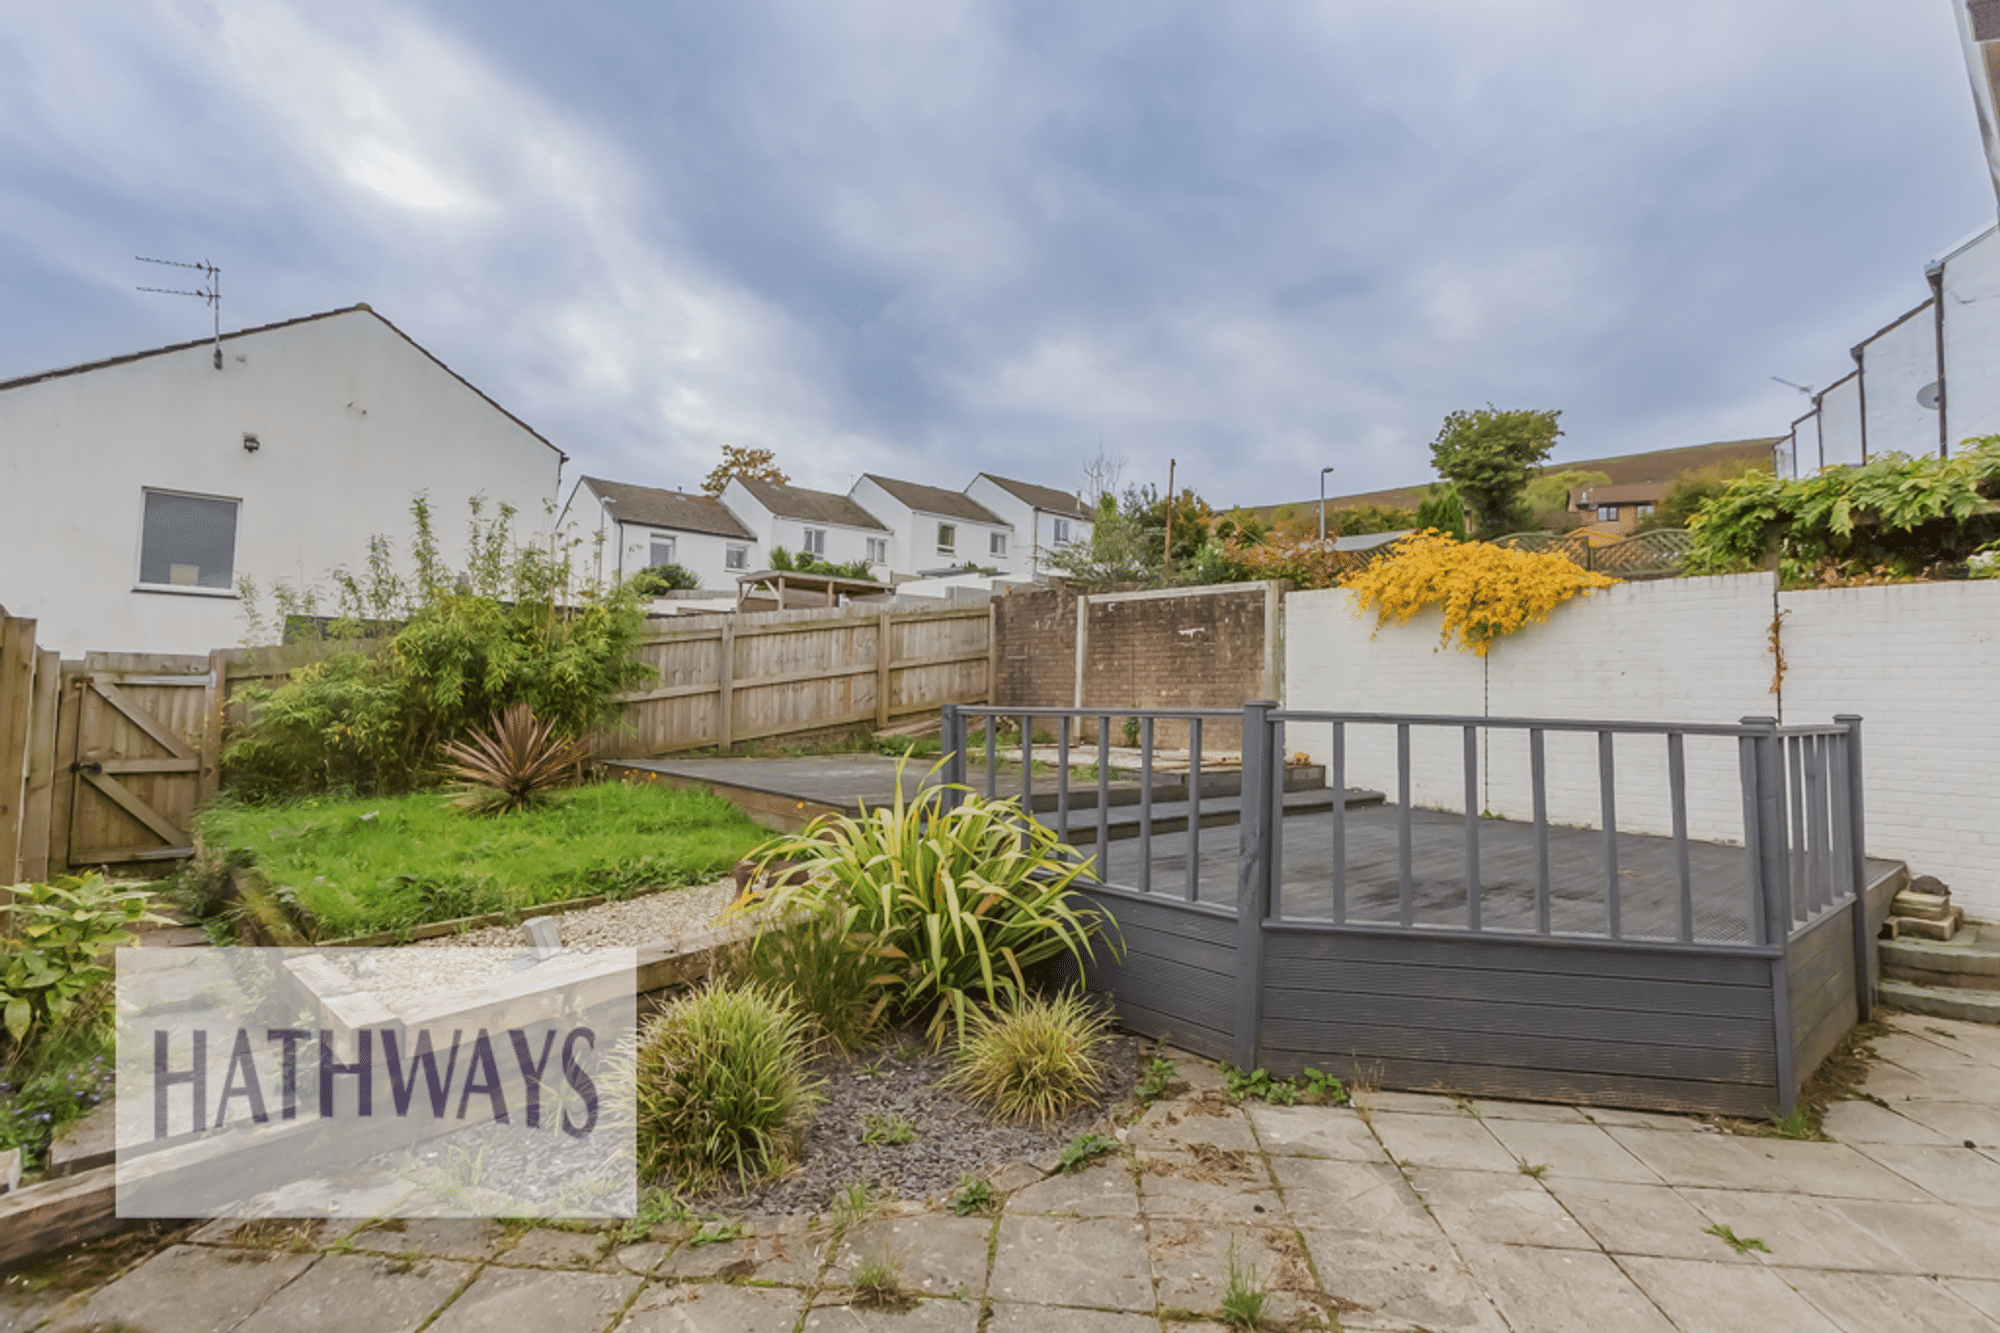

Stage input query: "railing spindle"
[
  {"left": 1056, "top": 715, "right": 1071, "bottom": 843},
  {"left": 1270, "top": 716, "right": 1286, "bottom": 920},
  {"left": 1097, "top": 717, "right": 1111, "bottom": 882},
  {"left": 1787, "top": 735, "right": 1806, "bottom": 929},
  {"left": 1669, "top": 732, "right": 1692, "bottom": 943},
  {"left": 1139, "top": 717, "right": 1154, "bottom": 894},
  {"left": 1186, "top": 717, "right": 1203, "bottom": 903},
  {"left": 1331, "top": 721, "right": 1346, "bottom": 925},
  {"left": 1532, "top": 727, "right": 1550, "bottom": 934},
  {"left": 1463, "top": 725, "right": 1480, "bottom": 932},
  {"left": 1397, "top": 722, "right": 1413, "bottom": 928},
  {"left": 1599, "top": 730, "right": 1620, "bottom": 938},
  {"left": 984, "top": 713, "right": 996, "bottom": 800}
]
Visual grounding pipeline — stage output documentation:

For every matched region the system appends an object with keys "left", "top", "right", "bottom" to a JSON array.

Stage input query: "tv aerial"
[
  {"left": 1770, "top": 376, "right": 1813, "bottom": 399},
  {"left": 136, "top": 256, "right": 223, "bottom": 369}
]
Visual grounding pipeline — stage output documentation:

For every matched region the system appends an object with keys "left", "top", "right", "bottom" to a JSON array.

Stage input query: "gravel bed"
[
  {"left": 409, "top": 877, "right": 745, "bottom": 950},
  {"left": 690, "top": 1030, "right": 1140, "bottom": 1215}
]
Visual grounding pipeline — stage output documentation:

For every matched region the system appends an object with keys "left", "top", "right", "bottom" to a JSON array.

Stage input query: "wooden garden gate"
[{"left": 55, "top": 655, "right": 214, "bottom": 870}]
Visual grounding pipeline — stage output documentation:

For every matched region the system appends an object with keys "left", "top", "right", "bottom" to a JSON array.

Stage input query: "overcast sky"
[{"left": 3, "top": 1, "right": 1993, "bottom": 509}]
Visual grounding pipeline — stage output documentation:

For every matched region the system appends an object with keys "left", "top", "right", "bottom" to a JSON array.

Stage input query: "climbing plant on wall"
[{"left": 1341, "top": 530, "right": 1614, "bottom": 656}]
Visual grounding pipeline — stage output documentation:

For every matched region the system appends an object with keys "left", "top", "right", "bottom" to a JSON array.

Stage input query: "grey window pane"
[{"left": 140, "top": 492, "right": 237, "bottom": 589}]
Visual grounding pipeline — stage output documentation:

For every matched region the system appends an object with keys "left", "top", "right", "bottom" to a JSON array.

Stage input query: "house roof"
[
  {"left": 582, "top": 477, "right": 754, "bottom": 540},
  {"left": 1573, "top": 482, "right": 1666, "bottom": 507},
  {"left": 861, "top": 474, "right": 1004, "bottom": 525},
  {"left": 732, "top": 478, "right": 890, "bottom": 531},
  {"left": 976, "top": 473, "right": 1094, "bottom": 520},
  {"left": 0, "top": 304, "right": 567, "bottom": 461}
]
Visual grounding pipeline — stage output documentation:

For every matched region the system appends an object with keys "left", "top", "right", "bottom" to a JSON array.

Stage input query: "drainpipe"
[
  {"left": 1849, "top": 343, "right": 1868, "bottom": 462},
  {"left": 1927, "top": 262, "right": 1949, "bottom": 459}
]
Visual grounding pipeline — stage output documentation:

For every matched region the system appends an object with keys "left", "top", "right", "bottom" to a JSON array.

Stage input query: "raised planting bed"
[{"left": 191, "top": 781, "right": 772, "bottom": 943}]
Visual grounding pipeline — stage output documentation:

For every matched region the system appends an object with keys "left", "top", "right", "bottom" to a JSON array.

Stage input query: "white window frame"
[
  {"left": 802, "top": 527, "right": 827, "bottom": 557},
  {"left": 134, "top": 487, "right": 240, "bottom": 597},
  {"left": 725, "top": 544, "right": 750, "bottom": 571},
  {"left": 866, "top": 537, "right": 887, "bottom": 565},
  {"left": 1052, "top": 518, "right": 1071, "bottom": 546},
  {"left": 1596, "top": 505, "right": 1619, "bottom": 522},
  {"left": 648, "top": 533, "right": 677, "bottom": 567},
  {"left": 936, "top": 522, "right": 956, "bottom": 554}
]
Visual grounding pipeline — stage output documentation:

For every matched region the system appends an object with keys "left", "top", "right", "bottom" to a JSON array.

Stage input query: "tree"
[
  {"left": 701, "top": 445, "right": 789, "bottom": 497},
  {"left": 1414, "top": 484, "right": 1467, "bottom": 541},
  {"left": 1637, "top": 462, "right": 1767, "bottom": 532},
  {"left": 1045, "top": 484, "right": 1213, "bottom": 586},
  {"left": 1428, "top": 407, "right": 1562, "bottom": 539},
  {"left": 1519, "top": 469, "right": 1610, "bottom": 533}
]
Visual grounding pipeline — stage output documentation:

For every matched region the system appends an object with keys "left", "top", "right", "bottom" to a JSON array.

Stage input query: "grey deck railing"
[
  {"left": 941, "top": 702, "right": 1866, "bottom": 948},
  {"left": 941, "top": 701, "right": 1872, "bottom": 1114}
]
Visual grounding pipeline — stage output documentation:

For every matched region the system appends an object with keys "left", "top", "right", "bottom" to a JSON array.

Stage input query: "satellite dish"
[{"left": 1917, "top": 381, "right": 1942, "bottom": 410}]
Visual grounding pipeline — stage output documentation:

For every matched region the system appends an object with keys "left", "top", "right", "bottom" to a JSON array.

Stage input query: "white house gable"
[{"left": 0, "top": 305, "right": 562, "bottom": 654}]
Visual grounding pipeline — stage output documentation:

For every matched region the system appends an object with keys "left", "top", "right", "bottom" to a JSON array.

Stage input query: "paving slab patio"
[{"left": 17, "top": 1011, "right": 2000, "bottom": 1332}]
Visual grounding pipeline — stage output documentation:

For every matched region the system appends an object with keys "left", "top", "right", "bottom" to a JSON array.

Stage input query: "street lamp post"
[{"left": 1318, "top": 466, "right": 1335, "bottom": 542}]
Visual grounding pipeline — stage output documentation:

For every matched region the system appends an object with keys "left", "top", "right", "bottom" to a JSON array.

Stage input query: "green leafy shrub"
[
  {"left": 768, "top": 547, "right": 877, "bottom": 580},
  {"left": 940, "top": 991, "right": 1111, "bottom": 1123},
  {"left": 224, "top": 497, "right": 652, "bottom": 799},
  {"left": 1687, "top": 441, "right": 2000, "bottom": 584},
  {"left": 441, "top": 702, "right": 590, "bottom": 815},
  {"left": 1, "top": 875, "right": 165, "bottom": 1053},
  {"left": 626, "top": 563, "right": 700, "bottom": 596},
  {"left": 737, "top": 764, "right": 1118, "bottom": 1045},
  {"left": 633, "top": 982, "right": 821, "bottom": 1191}
]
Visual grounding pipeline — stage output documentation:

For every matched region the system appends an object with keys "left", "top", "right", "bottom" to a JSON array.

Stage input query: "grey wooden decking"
[{"left": 1064, "top": 803, "right": 1901, "bottom": 948}]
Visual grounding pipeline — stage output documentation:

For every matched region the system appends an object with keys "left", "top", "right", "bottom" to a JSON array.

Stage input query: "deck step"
[
  {"left": 1878, "top": 978, "right": 2000, "bottom": 1025},
  {"left": 1054, "top": 786, "right": 1386, "bottom": 844}
]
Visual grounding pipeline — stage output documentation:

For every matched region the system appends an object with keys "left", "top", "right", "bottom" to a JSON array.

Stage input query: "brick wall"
[
  {"left": 993, "top": 582, "right": 1283, "bottom": 751},
  {"left": 1283, "top": 573, "right": 2000, "bottom": 921}
]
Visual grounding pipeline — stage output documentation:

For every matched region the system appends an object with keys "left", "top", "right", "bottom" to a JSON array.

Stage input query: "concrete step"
[
  {"left": 1879, "top": 978, "right": 2000, "bottom": 1025},
  {"left": 1880, "top": 924, "right": 2000, "bottom": 993}
]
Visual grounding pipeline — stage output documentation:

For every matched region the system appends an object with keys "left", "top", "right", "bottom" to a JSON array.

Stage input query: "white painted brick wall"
[
  {"left": 1779, "top": 580, "right": 2000, "bottom": 919},
  {"left": 1282, "top": 574, "right": 2000, "bottom": 920}
]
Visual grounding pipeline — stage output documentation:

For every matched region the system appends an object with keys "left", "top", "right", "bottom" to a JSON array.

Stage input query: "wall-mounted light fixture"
[{"left": 242, "top": 432, "right": 260, "bottom": 453}]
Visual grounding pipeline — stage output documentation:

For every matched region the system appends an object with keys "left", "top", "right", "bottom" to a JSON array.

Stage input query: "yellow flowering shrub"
[{"left": 1341, "top": 531, "right": 1614, "bottom": 656}]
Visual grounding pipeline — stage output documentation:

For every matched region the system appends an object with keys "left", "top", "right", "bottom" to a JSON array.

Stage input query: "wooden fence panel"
[
  {"left": 602, "top": 604, "right": 991, "bottom": 757},
  {"left": 0, "top": 614, "right": 34, "bottom": 896}
]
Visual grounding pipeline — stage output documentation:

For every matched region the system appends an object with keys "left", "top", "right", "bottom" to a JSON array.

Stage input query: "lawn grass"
[{"left": 197, "top": 780, "right": 770, "bottom": 940}]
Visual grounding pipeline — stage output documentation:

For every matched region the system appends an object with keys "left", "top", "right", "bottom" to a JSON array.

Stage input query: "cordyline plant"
[
  {"left": 441, "top": 701, "right": 590, "bottom": 814},
  {"left": 734, "top": 762, "right": 1119, "bottom": 1047}
]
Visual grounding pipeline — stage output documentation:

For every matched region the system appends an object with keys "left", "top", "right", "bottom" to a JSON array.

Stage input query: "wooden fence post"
[
  {"left": 875, "top": 612, "right": 894, "bottom": 730},
  {"left": 716, "top": 620, "right": 735, "bottom": 752},
  {"left": 19, "top": 649, "right": 59, "bottom": 884},
  {"left": 198, "top": 649, "right": 230, "bottom": 805},
  {"left": 0, "top": 616, "right": 35, "bottom": 887}
]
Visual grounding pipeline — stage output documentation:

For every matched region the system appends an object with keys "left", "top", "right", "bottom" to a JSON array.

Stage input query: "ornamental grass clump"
[
  {"left": 633, "top": 982, "right": 821, "bottom": 1192},
  {"left": 1342, "top": 529, "right": 1614, "bottom": 656},
  {"left": 735, "top": 762, "right": 1118, "bottom": 1046},
  {"left": 939, "top": 990, "right": 1111, "bottom": 1123}
]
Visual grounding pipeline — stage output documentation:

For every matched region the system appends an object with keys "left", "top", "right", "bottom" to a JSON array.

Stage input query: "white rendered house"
[
  {"left": 964, "top": 473, "right": 1094, "bottom": 580},
  {"left": 720, "top": 477, "right": 892, "bottom": 576},
  {"left": 0, "top": 305, "right": 564, "bottom": 655},
  {"left": 562, "top": 476, "right": 756, "bottom": 590},
  {"left": 848, "top": 474, "right": 1013, "bottom": 579}
]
